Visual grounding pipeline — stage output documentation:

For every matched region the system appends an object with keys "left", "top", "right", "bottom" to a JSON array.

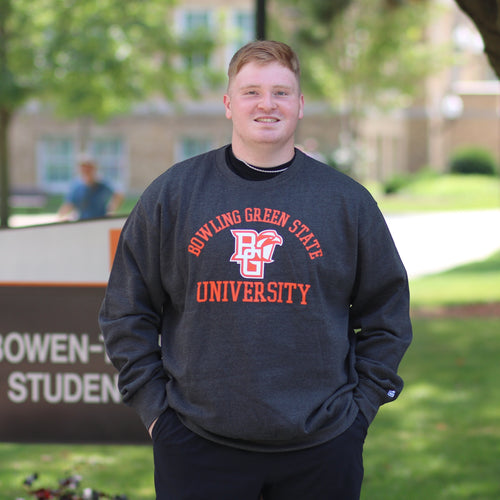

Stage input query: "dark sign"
[{"left": 0, "top": 285, "right": 148, "bottom": 443}]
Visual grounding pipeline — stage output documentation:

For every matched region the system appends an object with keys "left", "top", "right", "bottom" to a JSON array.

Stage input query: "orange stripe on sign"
[{"left": 109, "top": 228, "right": 122, "bottom": 269}]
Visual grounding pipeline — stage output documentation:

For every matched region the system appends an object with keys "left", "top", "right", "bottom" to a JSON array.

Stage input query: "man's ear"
[
  {"left": 299, "top": 94, "right": 304, "bottom": 120},
  {"left": 223, "top": 94, "right": 232, "bottom": 119}
]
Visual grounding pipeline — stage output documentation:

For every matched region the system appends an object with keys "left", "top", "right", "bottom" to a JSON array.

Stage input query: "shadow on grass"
[{"left": 362, "top": 317, "right": 500, "bottom": 500}]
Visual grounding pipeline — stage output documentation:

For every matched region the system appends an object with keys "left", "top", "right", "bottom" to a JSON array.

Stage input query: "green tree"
[
  {"left": 0, "top": 0, "right": 218, "bottom": 227},
  {"left": 273, "top": 0, "right": 451, "bottom": 174}
]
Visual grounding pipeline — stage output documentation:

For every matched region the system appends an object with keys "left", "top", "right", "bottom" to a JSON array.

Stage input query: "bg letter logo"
[{"left": 230, "top": 229, "right": 283, "bottom": 279}]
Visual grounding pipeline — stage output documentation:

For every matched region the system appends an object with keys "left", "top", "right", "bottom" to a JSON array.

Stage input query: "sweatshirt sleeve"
[
  {"left": 350, "top": 198, "right": 413, "bottom": 424},
  {"left": 99, "top": 197, "right": 169, "bottom": 429}
]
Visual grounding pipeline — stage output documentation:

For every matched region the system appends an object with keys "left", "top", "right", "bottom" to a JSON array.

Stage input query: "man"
[
  {"left": 99, "top": 41, "right": 412, "bottom": 500},
  {"left": 58, "top": 155, "right": 123, "bottom": 220}
]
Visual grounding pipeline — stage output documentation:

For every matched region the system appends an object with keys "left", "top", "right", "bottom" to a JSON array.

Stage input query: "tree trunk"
[
  {"left": 454, "top": 0, "right": 500, "bottom": 79},
  {"left": 77, "top": 116, "right": 92, "bottom": 154},
  {"left": 0, "top": 108, "right": 11, "bottom": 228}
]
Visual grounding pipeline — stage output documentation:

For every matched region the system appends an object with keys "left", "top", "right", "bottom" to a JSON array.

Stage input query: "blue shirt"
[{"left": 66, "top": 181, "right": 114, "bottom": 219}]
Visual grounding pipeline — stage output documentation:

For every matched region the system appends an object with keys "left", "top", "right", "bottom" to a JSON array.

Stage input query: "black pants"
[{"left": 152, "top": 408, "right": 368, "bottom": 500}]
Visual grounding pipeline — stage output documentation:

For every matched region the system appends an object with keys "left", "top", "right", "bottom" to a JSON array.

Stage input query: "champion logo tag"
[
  {"left": 230, "top": 229, "right": 283, "bottom": 279},
  {"left": 387, "top": 390, "right": 396, "bottom": 398}
]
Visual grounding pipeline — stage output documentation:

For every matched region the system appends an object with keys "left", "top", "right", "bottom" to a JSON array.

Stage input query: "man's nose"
[{"left": 258, "top": 92, "right": 277, "bottom": 110}]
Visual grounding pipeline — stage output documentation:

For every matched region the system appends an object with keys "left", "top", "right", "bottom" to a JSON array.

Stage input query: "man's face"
[
  {"left": 224, "top": 61, "right": 304, "bottom": 155},
  {"left": 79, "top": 162, "right": 97, "bottom": 185}
]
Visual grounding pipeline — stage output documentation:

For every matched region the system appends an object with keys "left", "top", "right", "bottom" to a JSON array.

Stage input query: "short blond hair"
[{"left": 228, "top": 40, "right": 301, "bottom": 85}]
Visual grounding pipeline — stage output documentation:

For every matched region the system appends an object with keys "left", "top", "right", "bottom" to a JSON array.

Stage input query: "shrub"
[
  {"left": 383, "top": 173, "right": 413, "bottom": 194},
  {"left": 448, "top": 146, "right": 498, "bottom": 176}
]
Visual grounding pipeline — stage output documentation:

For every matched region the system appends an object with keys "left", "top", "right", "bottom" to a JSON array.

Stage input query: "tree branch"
[{"left": 454, "top": 0, "right": 500, "bottom": 79}]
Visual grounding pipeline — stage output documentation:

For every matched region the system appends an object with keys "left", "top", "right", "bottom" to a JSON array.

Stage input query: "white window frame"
[
  {"left": 225, "top": 9, "right": 255, "bottom": 67},
  {"left": 175, "top": 8, "right": 216, "bottom": 70},
  {"left": 89, "top": 137, "right": 128, "bottom": 193},
  {"left": 175, "top": 136, "right": 213, "bottom": 163},
  {"left": 37, "top": 137, "right": 76, "bottom": 194}
]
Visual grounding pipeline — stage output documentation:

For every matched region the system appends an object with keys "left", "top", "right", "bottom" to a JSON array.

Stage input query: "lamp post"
[
  {"left": 439, "top": 93, "right": 464, "bottom": 172},
  {"left": 256, "top": 0, "right": 267, "bottom": 40}
]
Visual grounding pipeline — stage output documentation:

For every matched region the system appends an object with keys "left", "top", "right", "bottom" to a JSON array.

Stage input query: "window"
[
  {"left": 178, "top": 9, "right": 214, "bottom": 70},
  {"left": 223, "top": 9, "right": 255, "bottom": 69},
  {"left": 232, "top": 10, "right": 255, "bottom": 49},
  {"left": 38, "top": 137, "right": 75, "bottom": 194},
  {"left": 175, "top": 7, "right": 253, "bottom": 74},
  {"left": 90, "top": 137, "right": 127, "bottom": 192},
  {"left": 184, "top": 10, "right": 211, "bottom": 33},
  {"left": 177, "top": 137, "right": 213, "bottom": 162}
]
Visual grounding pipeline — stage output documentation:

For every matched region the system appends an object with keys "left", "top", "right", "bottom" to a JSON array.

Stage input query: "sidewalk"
[
  {"left": 385, "top": 209, "right": 500, "bottom": 279},
  {"left": 9, "top": 213, "right": 60, "bottom": 227}
]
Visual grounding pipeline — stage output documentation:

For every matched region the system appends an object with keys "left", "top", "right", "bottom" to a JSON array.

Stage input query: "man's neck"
[
  {"left": 231, "top": 141, "right": 295, "bottom": 168},
  {"left": 226, "top": 145, "right": 294, "bottom": 181}
]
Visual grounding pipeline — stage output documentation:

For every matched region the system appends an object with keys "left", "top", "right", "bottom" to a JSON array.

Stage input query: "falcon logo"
[{"left": 230, "top": 229, "right": 283, "bottom": 279}]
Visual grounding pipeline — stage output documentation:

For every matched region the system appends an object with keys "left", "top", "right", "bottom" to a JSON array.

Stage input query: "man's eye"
[{"left": 275, "top": 91, "right": 288, "bottom": 96}]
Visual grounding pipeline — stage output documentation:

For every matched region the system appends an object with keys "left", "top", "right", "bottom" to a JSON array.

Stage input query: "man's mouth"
[{"left": 255, "top": 118, "right": 279, "bottom": 123}]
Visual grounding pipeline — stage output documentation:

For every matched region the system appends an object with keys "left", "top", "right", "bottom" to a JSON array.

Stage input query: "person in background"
[
  {"left": 99, "top": 40, "right": 412, "bottom": 500},
  {"left": 58, "top": 154, "right": 123, "bottom": 220}
]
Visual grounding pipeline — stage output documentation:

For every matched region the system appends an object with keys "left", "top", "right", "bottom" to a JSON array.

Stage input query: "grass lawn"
[
  {"left": 360, "top": 254, "right": 499, "bottom": 499},
  {"left": 362, "top": 316, "right": 500, "bottom": 499},
  {"left": 369, "top": 173, "right": 500, "bottom": 213},
  {"left": 410, "top": 250, "right": 500, "bottom": 308},
  {"left": 0, "top": 442, "right": 154, "bottom": 499}
]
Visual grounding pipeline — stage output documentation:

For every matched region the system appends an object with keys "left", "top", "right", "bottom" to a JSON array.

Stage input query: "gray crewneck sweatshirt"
[{"left": 99, "top": 146, "right": 412, "bottom": 452}]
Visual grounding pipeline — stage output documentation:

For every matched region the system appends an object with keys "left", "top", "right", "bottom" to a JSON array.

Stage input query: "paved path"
[
  {"left": 385, "top": 209, "right": 500, "bottom": 278},
  {"left": 9, "top": 213, "right": 59, "bottom": 227},
  {"left": 7, "top": 209, "right": 500, "bottom": 280}
]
